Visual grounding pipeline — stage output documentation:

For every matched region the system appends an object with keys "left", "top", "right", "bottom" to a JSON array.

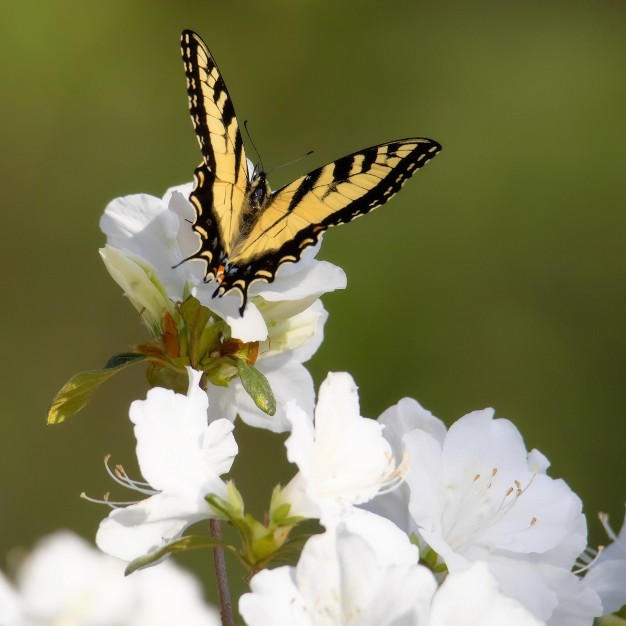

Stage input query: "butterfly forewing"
[
  {"left": 181, "top": 30, "right": 249, "bottom": 256},
  {"left": 229, "top": 139, "right": 441, "bottom": 264}
]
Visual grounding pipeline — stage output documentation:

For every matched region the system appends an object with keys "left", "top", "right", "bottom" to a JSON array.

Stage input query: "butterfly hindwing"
[
  {"left": 181, "top": 30, "right": 249, "bottom": 266},
  {"left": 180, "top": 30, "right": 441, "bottom": 314}
]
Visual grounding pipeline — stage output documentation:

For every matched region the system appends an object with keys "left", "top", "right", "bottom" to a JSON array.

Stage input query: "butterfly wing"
[
  {"left": 181, "top": 30, "right": 249, "bottom": 275},
  {"left": 219, "top": 139, "right": 441, "bottom": 300}
]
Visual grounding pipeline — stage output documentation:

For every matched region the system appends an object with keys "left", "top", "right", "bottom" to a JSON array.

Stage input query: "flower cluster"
[
  {"left": 98, "top": 183, "right": 346, "bottom": 432},
  {"left": 39, "top": 181, "right": 626, "bottom": 626}
]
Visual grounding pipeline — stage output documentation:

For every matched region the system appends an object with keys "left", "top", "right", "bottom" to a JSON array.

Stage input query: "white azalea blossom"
[
  {"left": 100, "top": 183, "right": 345, "bottom": 431},
  {"left": 96, "top": 368, "right": 237, "bottom": 562},
  {"left": 100, "top": 182, "right": 346, "bottom": 342},
  {"left": 2, "top": 530, "right": 219, "bottom": 626},
  {"left": 277, "top": 372, "right": 403, "bottom": 520},
  {"left": 239, "top": 514, "right": 435, "bottom": 626},
  {"left": 392, "top": 406, "right": 601, "bottom": 625},
  {"left": 240, "top": 512, "right": 545, "bottom": 626}
]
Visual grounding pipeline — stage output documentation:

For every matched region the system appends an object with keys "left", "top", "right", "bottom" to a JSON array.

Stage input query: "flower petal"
[
  {"left": 130, "top": 370, "right": 235, "bottom": 495},
  {"left": 96, "top": 495, "right": 210, "bottom": 562},
  {"left": 430, "top": 563, "right": 546, "bottom": 626}
]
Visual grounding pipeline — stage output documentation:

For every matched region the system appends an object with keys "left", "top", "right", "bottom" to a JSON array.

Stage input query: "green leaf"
[
  {"left": 103, "top": 352, "right": 146, "bottom": 369},
  {"left": 125, "top": 534, "right": 234, "bottom": 575},
  {"left": 235, "top": 359, "right": 276, "bottom": 416},
  {"left": 206, "top": 482, "right": 245, "bottom": 520},
  {"left": 47, "top": 353, "right": 146, "bottom": 424},
  {"left": 179, "top": 296, "right": 212, "bottom": 339},
  {"left": 179, "top": 296, "right": 216, "bottom": 366}
]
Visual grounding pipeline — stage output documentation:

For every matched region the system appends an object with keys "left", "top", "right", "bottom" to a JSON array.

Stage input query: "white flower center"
[{"left": 442, "top": 467, "right": 537, "bottom": 551}]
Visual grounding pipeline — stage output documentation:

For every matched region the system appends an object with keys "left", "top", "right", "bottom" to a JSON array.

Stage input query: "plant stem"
[{"left": 210, "top": 519, "right": 234, "bottom": 626}]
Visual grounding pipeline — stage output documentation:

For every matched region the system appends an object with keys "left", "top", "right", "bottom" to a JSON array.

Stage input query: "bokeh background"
[{"left": 1, "top": 0, "right": 625, "bottom": 609}]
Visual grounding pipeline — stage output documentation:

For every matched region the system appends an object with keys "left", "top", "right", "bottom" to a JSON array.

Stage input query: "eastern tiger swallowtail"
[{"left": 181, "top": 30, "right": 441, "bottom": 315}]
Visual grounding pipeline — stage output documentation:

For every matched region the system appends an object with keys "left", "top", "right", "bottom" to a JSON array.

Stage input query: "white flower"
[
  {"left": 5, "top": 530, "right": 219, "bottom": 626},
  {"left": 239, "top": 512, "right": 545, "bottom": 626},
  {"left": 100, "top": 183, "right": 345, "bottom": 342},
  {"left": 583, "top": 508, "right": 626, "bottom": 615},
  {"left": 100, "top": 184, "right": 345, "bottom": 432},
  {"left": 277, "top": 372, "right": 402, "bottom": 520},
  {"left": 397, "top": 406, "right": 601, "bottom": 625},
  {"left": 95, "top": 368, "right": 237, "bottom": 562},
  {"left": 430, "top": 562, "right": 545, "bottom": 626},
  {"left": 239, "top": 513, "right": 435, "bottom": 626}
]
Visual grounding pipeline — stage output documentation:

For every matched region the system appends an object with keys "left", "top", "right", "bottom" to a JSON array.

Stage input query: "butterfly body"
[{"left": 181, "top": 30, "right": 441, "bottom": 314}]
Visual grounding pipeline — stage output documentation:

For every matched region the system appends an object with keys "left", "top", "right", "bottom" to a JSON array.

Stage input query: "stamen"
[
  {"left": 80, "top": 491, "right": 142, "bottom": 509},
  {"left": 574, "top": 546, "right": 605, "bottom": 574},
  {"left": 114, "top": 464, "right": 152, "bottom": 489},
  {"left": 376, "top": 474, "right": 405, "bottom": 495},
  {"left": 103, "top": 455, "right": 158, "bottom": 496},
  {"left": 377, "top": 454, "right": 407, "bottom": 494},
  {"left": 443, "top": 466, "right": 541, "bottom": 550},
  {"left": 599, "top": 512, "right": 620, "bottom": 544},
  {"left": 519, "top": 472, "right": 537, "bottom": 494},
  {"left": 597, "top": 509, "right": 626, "bottom": 563}
]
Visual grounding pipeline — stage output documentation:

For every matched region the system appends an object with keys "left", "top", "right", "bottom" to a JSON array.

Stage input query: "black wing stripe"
[
  {"left": 360, "top": 149, "right": 377, "bottom": 174},
  {"left": 319, "top": 142, "right": 439, "bottom": 221},
  {"left": 286, "top": 168, "right": 323, "bottom": 214},
  {"left": 182, "top": 34, "right": 217, "bottom": 172},
  {"left": 331, "top": 154, "right": 354, "bottom": 182},
  {"left": 233, "top": 128, "right": 244, "bottom": 189}
]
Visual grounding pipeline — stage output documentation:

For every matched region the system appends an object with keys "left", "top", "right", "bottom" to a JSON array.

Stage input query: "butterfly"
[{"left": 181, "top": 30, "right": 441, "bottom": 315}]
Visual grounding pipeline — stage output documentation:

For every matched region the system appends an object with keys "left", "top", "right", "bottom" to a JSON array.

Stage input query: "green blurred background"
[{"left": 1, "top": 0, "right": 625, "bottom": 607}]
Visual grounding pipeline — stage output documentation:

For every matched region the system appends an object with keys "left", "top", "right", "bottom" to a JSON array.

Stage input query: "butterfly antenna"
[
  {"left": 243, "top": 120, "right": 264, "bottom": 175},
  {"left": 267, "top": 150, "right": 314, "bottom": 177}
]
